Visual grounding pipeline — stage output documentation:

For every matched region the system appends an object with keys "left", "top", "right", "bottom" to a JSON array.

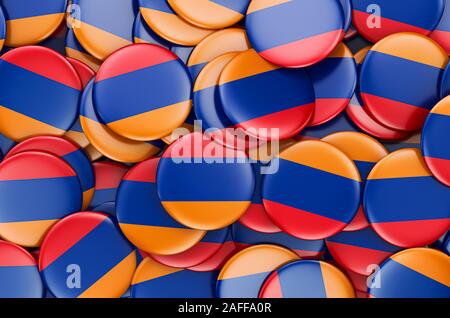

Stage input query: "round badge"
[
  {"left": 441, "top": 62, "right": 450, "bottom": 99},
  {"left": 80, "top": 79, "right": 162, "bottom": 163},
  {"left": 39, "top": 212, "right": 136, "bottom": 298},
  {"left": 369, "top": 248, "right": 450, "bottom": 298},
  {"left": 338, "top": 0, "right": 352, "bottom": 32},
  {"left": 64, "top": 57, "right": 95, "bottom": 149},
  {"left": 359, "top": 33, "right": 448, "bottom": 131},
  {"left": 430, "top": 0, "right": 450, "bottom": 55},
  {"left": 188, "top": 28, "right": 250, "bottom": 80},
  {"left": 0, "top": 5, "right": 5, "bottom": 51},
  {"left": 259, "top": 260, "right": 355, "bottom": 298},
  {"left": 131, "top": 257, "right": 216, "bottom": 298},
  {"left": 306, "top": 43, "right": 357, "bottom": 126},
  {"left": 188, "top": 231, "right": 237, "bottom": 272},
  {"left": 94, "top": 44, "right": 192, "bottom": 141},
  {"left": 93, "top": 202, "right": 116, "bottom": 217},
  {"left": 138, "top": 0, "right": 214, "bottom": 46},
  {"left": 70, "top": 0, "right": 136, "bottom": 60},
  {"left": 298, "top": 111, "right": 360, "bottom": 141},
  {"left": 346, "top": 46, "right": 411, "bottom": 141},
  {"left": 151, "top": 227, "right": 229, "bottom": 268},
  {"left": 116, "top": 158, "right": 205, "bottom": 255},
  {"left": 422, "top": 96, "right": 450, "bottom": 186},
  {"left": 6, "top": 136, "right": 95, "bottom": 210},
  {"left": 0, "top": 0, "right": 67, "bottom": 47},
  {"left": 325, "top": 227, "right": 402, "bottom": 275},
  {"left": 0, "top": 240, "right": 44, "bottom": 298},
  {"left": 364, "top": 148, "right": 450, "bottom": 247},
  {"left": 238, "top": 163, "right": 281, "bottom": 234},
  {"left": 157, "top": 132, "right": 255, "bottom": 230},
  {"left": 219, "top": 49, "right": 315, "bottom": 140},
  {"left": 168, "top": 0, "right": 249, "bottom": 29},
  {"left": 65, "top": 28, "right": 101, "bottom": 71},
  {"left": 246, "top": 0, "right": 344, "bottom": 68},
  {"left": 0, "top": 151, "right": 82, "bottom": 247},
  {"left": 0, "top": 46, "right": 82, "bottom": 142},
  {"left": 232, "top": 222, "right": 325, "bottom": 259},
  {"left": 89, "top": 161, "right": 128, "bottom": 209},
  {"left": 322, "top": 132, "right": 388, "bottom": 231},
  {"left": 263, "top": 140, "right": 361, "bottom": 240},
  {"left": 133, "top": 12, "right": 171, "bottom": 49},
  {"left": 217, "top": 244, "right": 299, "bottom": 298},
  {"left": 352, "top": 0, "right": 445, "bottom": 43}
]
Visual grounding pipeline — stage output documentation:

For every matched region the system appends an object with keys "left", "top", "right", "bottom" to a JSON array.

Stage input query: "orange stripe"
[
  {"left": 0, "top": 219, "right": 58, "bottom": 248},
  {"left": 64, "top": 130, "right": 90, "bottom": 149},
  {"left": 321, "top": 262, "right": 355, "bottom": 298},
  {"left": 194, "top": 53, "right": 238, "bottom": 91},
  {"left": 327, "top": 43, "right": 354, "bottom": 58},
  {"left": 247, "top": 0, "right": 291, "bottom": 14},
  {"left": 132, "top": 257, "right": 183, "bottom": 285},
  {"left": 78, "top": 251, "right": 136, "bottom": 298},
  {"left": 430, "top": 96, "right": 450, "bottom": 116},
  {"left": 278, "top": 140, "right": 361, "bottom": 181},
  {"left": 82, "top": 188, "right": 94, "bottom": 210},
  {"left": 354, "top": 46, "right": 372, "bottom": 65}
]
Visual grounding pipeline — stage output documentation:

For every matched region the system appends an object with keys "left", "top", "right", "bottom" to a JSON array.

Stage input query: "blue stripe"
[
  {"left": 423, "top": 113, "right": 450, "bottom": 160},
  {"left": 436, "top": 0, "right": 450, "bottom": 31},
  {"left": 0, "top": 60, "right": 80, "bottom": 130},
  {"left": 62, "top": 150, "right": 95, "bottom": 191},
  {"left": 171, "top": 45, "right": 194, "bottom": 64},
  {"left": 42, "top": 218, "right": 134, "bottom": 298},
  {"left": 339, "top": 0, "right": 352, "bottom": 32},
  {"left": 138, "top": 0, "right": 173, "bottom": 14},
  {"left": 0, "top": 177, "right": 81, "bottom": 222},
  {"left": 383, "top": 141, "right": 420, "bottom": 152},
  {"left": 370, "top": 259, "right": 450, "bottom": 298},
  {"left": 232, "top": 222, "right": 325, "bottom": 252},
  {"left": 79, "top": 80, "right": 100, "bottom": 122},
  {"left": 72, "top": 0, "right": 136, "bottom": 41},
  {"left": 132, "top": 269, "right": 216, "bottom": 298},
  {"left": 251, "top": 163, "right": 263, "bottom": 204},
  {"left": 201, "top": 227, "right": 228, "bottom": 244},
  {"left": 210, "top": 0, "right": 249, "bottom": 14},
  {"left": 133, "top": 13, "right": 171, "bottom": 49},
  {"left": 360, "top": 51, "right": 442, "bottom": 109},
  {"left": 188, "top": 62, "right": 207, "bottom": 80},
  {"left": 1, "top": 0, "right": 66, "bottom": 20},
  {"left": 364, "top": 176, "right": 450, "bottom": 222},
  {"left": 306, "top": 57, "right": 357, "bottom": 98},
  {"left": 246, "top": 0, "right": 343, "bottom": 52},
  {"left": 68, "top": 119, "right": 83, "bottom": 133},
  {"left": 354, "top": 160, "right": 376, "bottom": 184},
  {"left": 217, "top": 271, "right": 270, "bottom": 298},
  {"left": 93, "top": 202, "right": 116, "bottom": 217},
  {"left": 193, "top": 85, "right": 233, "bottom": 131},
  {"left": 88, "top": 188, "right": 117, "bottom": 209},
  {"left": 278, "top": 261, "right": 327, "bottom": 298},
  {"left": 0, "top": 133, "right": 15, "bottom": 154},
  {"left": 65, "top": 28, "right": 88, "bottom": 52},
  {"left": 300, "top": 112, "right": 360, "bottom": 139},
  {"left": 220, "top": 68, "right": 314, "bottom": 123},
  {"left": 0, "top": 266, "right": 44, "bottom": 298},
  {"left": 116, "top": 180, "right": 189, "bottom": 229},
  {"left": 441, "top": 65, "right": 450, "bottom": 99},
  {"left": 352, "top": 0, "right": 444, "bottom": 30},
  {"left": 158, "top": 158, "right": 255, "bottom": 201},
  {"left": 327, "top": 227, "right": 401, "bottom": 253},
  {"left": 263, "top": 158, "right": 361, "bottom": 223},
  {"left": 94, "top": 60, "right": 191, "bottom": 123}
]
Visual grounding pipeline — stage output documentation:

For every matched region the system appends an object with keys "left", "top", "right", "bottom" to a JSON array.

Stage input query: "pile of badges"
[{"left": 0, "top": 0, "right": 449, "bottom": 299}]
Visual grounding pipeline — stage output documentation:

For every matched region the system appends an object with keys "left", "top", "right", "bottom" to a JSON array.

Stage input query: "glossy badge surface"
[
  {"left": 246, "top": 0, "right": 344, "bottom": 68},
  {"left": 364, "top": 148, "right": 450, "bottom": 247}
]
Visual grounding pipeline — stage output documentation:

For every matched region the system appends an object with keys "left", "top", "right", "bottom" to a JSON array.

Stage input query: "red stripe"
[
  {"left": 326, "top": 241, "right": 393, "bottom": 275},
  {"left": 123, "top": 158, "right": 159, "bottom": 183},
  {"left": 309, "top": 98, "right": 350, "bottom": 126},
  {"left": 352, "top": 10, "right": 430, "bottom": 43},
  {"left": 93, "top": 162, "right": 128, "bottom": 189},
  {"left": 39, "top": 212, "right": 107, "bottom": 269},
  {"left": 237, "top": 103, "right": 315, "bottom": 140},
  {"left": 1, "top": 46, "right": 82, "bottom": 90},
  {"left": 343, "top": 205, "right": 369, "bottom": 232},
  {"left": 361, "top": 93, "right": 430, "bottom": 131},
  {"left": 372, "top": 218, "right": 450, "bottom": 248},
  {"left": 423, "top": 156, "right": 450, "bottom": 187},
  {"left": 0, "top": 241, "right": 36, "bottom": 266},
  {"left": 263, "top": 199, "right": 347, "bottom": 240},
  {"left": 346, "top": 103, "right": 410, "bottom": 140},
  {"left": 239, "top": 203, "right": 282, "bottom": 234},
  {"left": 67, "top": 58, "right": 95, "bottom": 88},
  {"left": 259, "top": 272, "right": 283, "bottom": 298},
  {"left": 429, "top": 30, "right": 450, "bottom": 55},
  {"left": 188, "top": 241, "right": 237, "bottom": 272},
  {"left": 151, "top": 242, "right": 222, "bottom": 268},
  {"left": 344, "top": 269, "right": 369, "bottom": 292},
  {"left": 0, "top": 152, "right": 76, "bottom": 181},
  {"left": 259, "top": 29, "right": 344, "bottom": 68},
  {"left": 96, "top": 44, "right": 178, "bottom": 82},
  {"left": 293, "top": 249, "right": 324, "bottom": 259},
  {"left": 6, "top": 136, "right": 79, "bottom": 159}
]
